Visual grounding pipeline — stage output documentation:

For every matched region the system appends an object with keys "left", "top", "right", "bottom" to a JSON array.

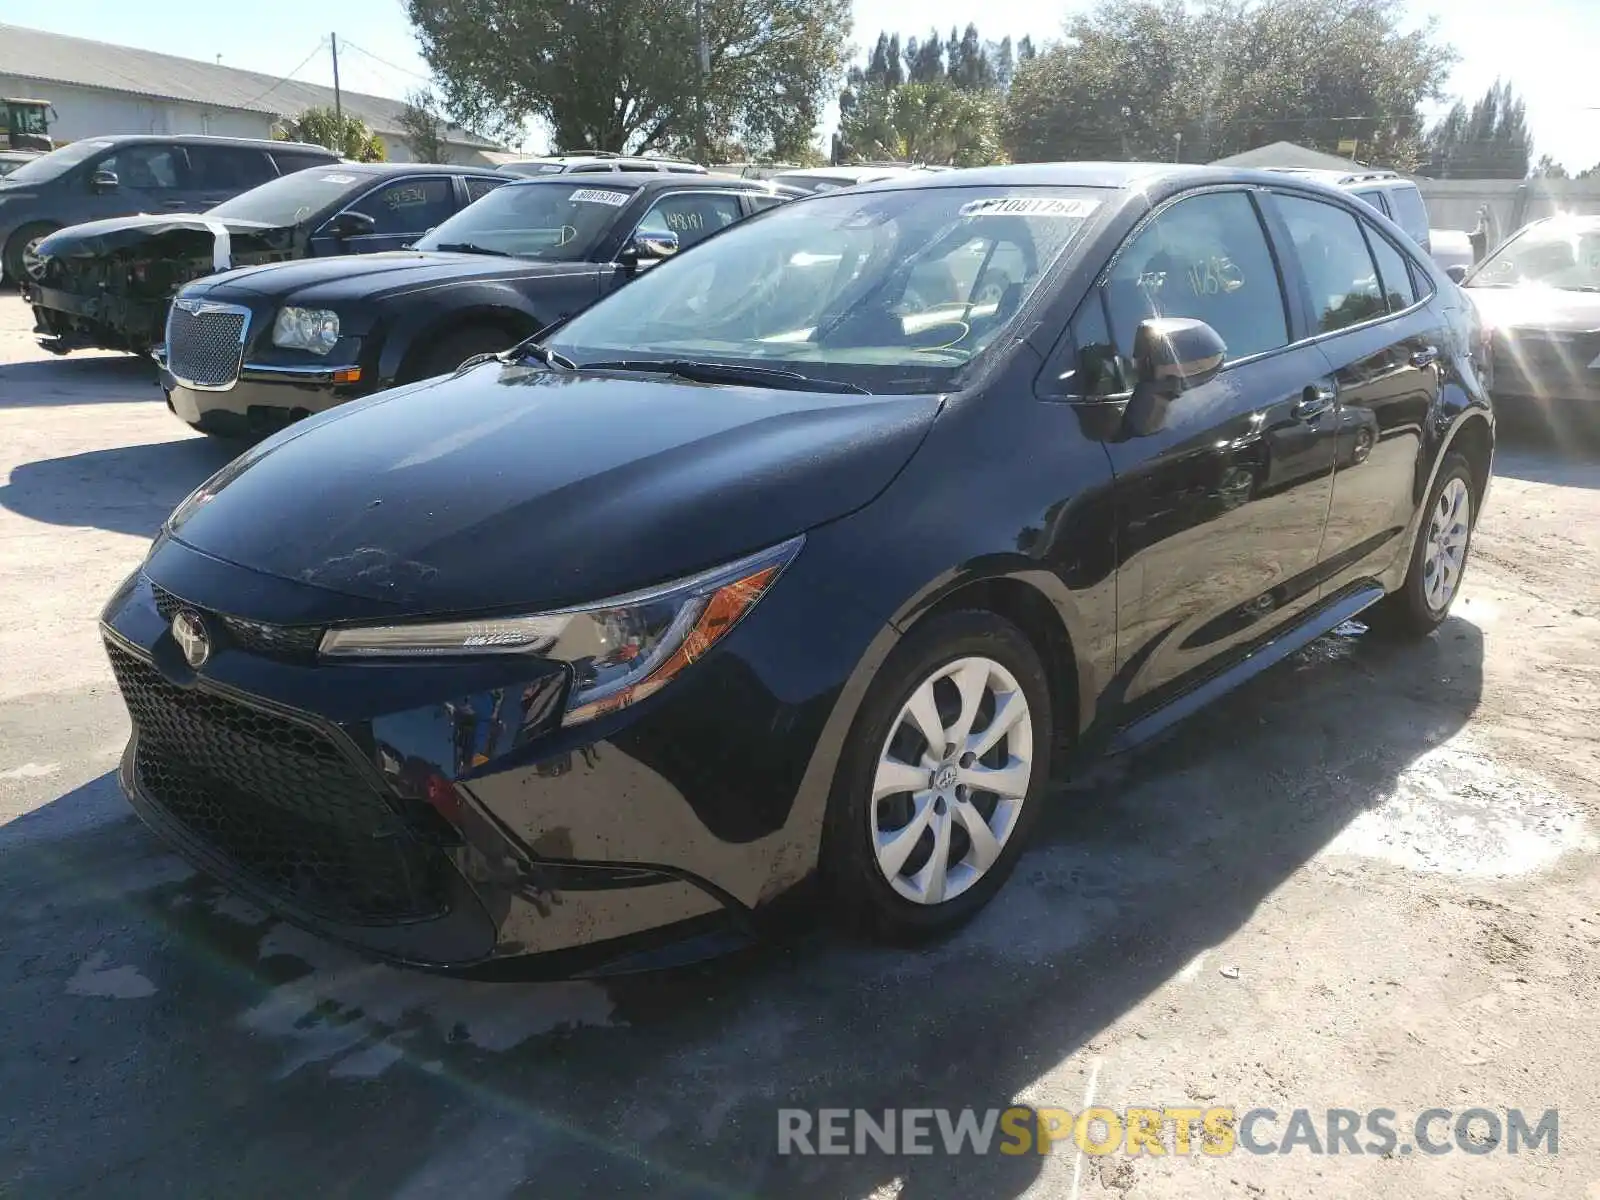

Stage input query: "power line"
[
  {"left": 235, "top": 38, "right": 329, "bottom": 111},
  {"left": 338, "top": 38, "right": 434, "bottom": 88}
]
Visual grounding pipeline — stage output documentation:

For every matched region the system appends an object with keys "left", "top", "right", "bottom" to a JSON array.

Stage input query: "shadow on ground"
[
  {"left": 0, "top": 619, "right": 1488, "bottom": 1198},
  {"left": 0, "top": 352, "right": 162, "bottom": 407},
  {"left": 0, "top": 437, "right": 237, "bottom": 537}
]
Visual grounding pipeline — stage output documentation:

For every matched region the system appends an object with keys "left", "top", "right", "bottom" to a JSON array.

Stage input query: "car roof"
[
  {"left": 499, "top": 173, "right": 778, "bottom": 193},
  {"left": 498, "top": 154, "right": 707, "bottom": 173},
  {"left": 67, "top": 133, "right": 339, "bottom": 155},
  {"left": 321, "top": 161, "right": 505, "bottom": 176},
  {"left": 840, "top": 160, "right": 1403, "bottom": 197}
]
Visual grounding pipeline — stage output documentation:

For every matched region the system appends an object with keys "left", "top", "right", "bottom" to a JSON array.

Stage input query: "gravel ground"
[{"left": 1, "top": 292, "right": 1597, "bottom": 1199}]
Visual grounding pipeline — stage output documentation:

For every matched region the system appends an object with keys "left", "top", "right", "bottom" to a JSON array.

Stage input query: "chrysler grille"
[{"left": 166, "top": 302, "right": 249, "bottom": 389}]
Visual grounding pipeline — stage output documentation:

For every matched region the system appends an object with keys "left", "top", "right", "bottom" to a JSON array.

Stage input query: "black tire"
[
  {"left": 1371, "top": 451, "right": 1477, "bottom": 638},
  {"left": 3, "top": 222, "right": 57, "bottom": 284},
  {"left": 820, "top": 609, "right": 1054, "bottom": 943},
  {"left": 410, "top": 326, "right": 519, "bottom": 382}
]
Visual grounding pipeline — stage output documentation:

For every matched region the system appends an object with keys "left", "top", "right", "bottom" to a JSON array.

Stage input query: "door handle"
[
  {"left": 1410, "top": 345, "right": 1439, "bottom": 368},
  {"left": 1293, "top": 385, "right": 1335, "bottom": 421}
]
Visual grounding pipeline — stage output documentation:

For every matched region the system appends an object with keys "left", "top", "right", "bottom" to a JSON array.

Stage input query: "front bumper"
[
  {"left": 97, "top": 541, "right": 859, "bottom": 972},
  {"left": 160, "top": 358, "right": 367, "bottom": 438},
  {"left": 28, "top": 283, "right": 165, "bottom": 352}
]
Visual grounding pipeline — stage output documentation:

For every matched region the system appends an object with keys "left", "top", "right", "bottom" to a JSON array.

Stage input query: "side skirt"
[{"left": 1105, "top": 583, "right": 1386, "bottom": 756}]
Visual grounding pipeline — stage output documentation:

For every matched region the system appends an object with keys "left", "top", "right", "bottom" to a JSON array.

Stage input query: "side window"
[
  {"left": 747, "top": 193, "right": 787, "bottom": 213},
  {"left": 1385, "top": 185, "right": 1431, "bottom": 244},
  {"left": 1363, "top": 226, "right": 1420, "bottom": 312},
  {"left": 187, "top": 146, "right": 275, "bottom": 191},
  {"left": 1102, "top": 190, "right": 1289, "bottom": 366},
  {"left": 634, "top": 191, "right": 745, "bottom": 250},
  {"left": 1351, "top": 189, "right": 1389, "bottom": 217},
  {"left": 1275, "top": 194, "right": 1386, "bottom": 333},
  {"left": 1064, "top": 293, "right": 1127, "bottom": 397},
  {"left": 271, "top": 150, "right": 339, "bottom": 175},
  {"left": 99, "top": 144, "right": 183, "bottom": 191},
  {"left": 345, "top": 177, "right": 457, "bottom": 235},
  {"left": 464, "top": 176, "right": 509, "bottom": 203}
]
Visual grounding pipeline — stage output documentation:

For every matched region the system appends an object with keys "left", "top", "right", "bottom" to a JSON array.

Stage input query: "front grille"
[
  {"left": 151, "top": 582, "right": 323, "bottom": 663},
  {"left": 166, "top": 301, "right": 249, "bottom": 389},
  {"left": 107, "top": 642, "right": 446, "bottom": 924},
  {"left": 1494, "top": 330, "right": 1600, "bottom": 398}
]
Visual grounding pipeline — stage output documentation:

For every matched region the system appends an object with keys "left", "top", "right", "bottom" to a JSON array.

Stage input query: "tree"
[
  {"left": 406, "top": 0, "right": 852, "bottom": 160},
  {"left": 1423, "top": 80, "right": 1532, "bottom": 179},
  {"left": 838, "top": 80, "right": 1004, "bottom": 166},
  {"left": 1016, "top": 35, "right": 1036, "bottom": 62},
  {"left": 1532, "top": 154, "right": 1568, "bottom": 179},
  {"left": 993, "top": 36, "right": 1016, "bottom": 93},
  {"left": 1003, "top": 0, "right": 1455, "bottom": 168},
  {"left": 276, "top": 107, "right": 386, "bottom": 161},
  {"left": 396, "top": 89, "right": 450, "bottom": 162},
  {"left": 907, "top": 29, "right": 946, "bottom": 83}
]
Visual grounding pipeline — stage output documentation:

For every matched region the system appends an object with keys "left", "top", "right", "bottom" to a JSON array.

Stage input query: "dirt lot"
[{"left": 1, "top": 290, "right": 1597, "bottom": 1198}]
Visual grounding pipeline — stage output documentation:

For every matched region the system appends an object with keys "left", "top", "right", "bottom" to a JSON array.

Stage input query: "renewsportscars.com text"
[{"left": 776, "top": 1106, "right": 1559, "bottom": 1157}]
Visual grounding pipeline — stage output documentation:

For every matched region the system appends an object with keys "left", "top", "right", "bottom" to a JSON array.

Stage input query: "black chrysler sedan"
[
  {"left": 156, "top": 173, "right": 798, "bottom": 440},
  {"left": 102, "top": 162, "right": 1494, "bottom": 975},
  {"left": 24, "top": 162, "right": 509, "bottom": 354}
]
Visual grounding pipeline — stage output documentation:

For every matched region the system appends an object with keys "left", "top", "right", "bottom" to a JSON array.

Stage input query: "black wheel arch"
[{"left": 380, "top": 299, "right": 545, "bottom": 385}]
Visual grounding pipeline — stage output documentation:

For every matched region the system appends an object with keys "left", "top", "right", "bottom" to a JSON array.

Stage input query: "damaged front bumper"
[{"left": 28, "top": 283, "right": 167, "bottom": 354}]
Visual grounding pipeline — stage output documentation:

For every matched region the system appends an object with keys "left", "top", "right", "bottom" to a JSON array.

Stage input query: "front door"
[
  {"left": 86, "top": 142, "right": 188, "bottom": 218},
  {"left": 312, "top": 175, "right": 460, "bottom": 255},
  {"left": 1267, "top": 191, "right": 1442, "bottom": 596},
  {"left": 1075, "top": 188, "right": 1341, "bottom": 713}
]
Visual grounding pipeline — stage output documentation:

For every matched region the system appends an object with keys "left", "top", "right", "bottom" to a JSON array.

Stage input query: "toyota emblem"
[{"left": 171, "top": 609, "right": 211, "bottom": 669}]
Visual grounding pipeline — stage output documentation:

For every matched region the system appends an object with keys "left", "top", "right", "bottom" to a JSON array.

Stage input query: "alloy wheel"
[
  {"left": 869, "top": 656, "right": 1034, "bottom": 905},
  {"left": 1422, "top": 476, "right": 1471, "bottom": 612}
]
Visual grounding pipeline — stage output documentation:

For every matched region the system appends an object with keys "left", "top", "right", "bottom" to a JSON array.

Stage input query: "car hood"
[
  {"left": 34, "top": 214, "right": 289, "bottom": 261},
  {"left": 199, "top": 251, "right": 599, "bottom": 305},
  {"left": 1463, "top": 285, "right": 1600, "bottom": 333},
  {"left": 168, "top": 363, "right": 943, "bottom": 615}
]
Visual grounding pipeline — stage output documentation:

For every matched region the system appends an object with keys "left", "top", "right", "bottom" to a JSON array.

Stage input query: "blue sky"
[{"left": 20, "top": 0, "right": 1600, "bottom": 169}]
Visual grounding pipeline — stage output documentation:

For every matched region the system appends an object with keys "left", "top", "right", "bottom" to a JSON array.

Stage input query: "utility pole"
[
  {"left": 331, "top": 32, "right": 343, "bottom": 127},
  {"left": 694, "top": 0, "right": 709, "bottom": 163}
]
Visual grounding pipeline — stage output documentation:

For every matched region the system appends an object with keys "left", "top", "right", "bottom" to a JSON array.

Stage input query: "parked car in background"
[
  {"left": 104, "top": 163, "right": 1493, "bottom": 973},
  {"left": 1429, "top": 228, "right": 1475, "bottom": 277},
  {"left": 0, "top": 150, "right": 35, "bottom": 177},
  {"left": 497, "top": 153, "right": 707, "bottom": 178},
  {"left": 23, "top": 163, "right": 510, "bottom": 355},
  {"left": 158, "top": 173, "right": 796, "bottom": 440},
  {"left": 1266, "top": 167, "right": 1432, "bottom": 255},
  {"left": 1458, "top": 213, "right": 1600, "bottom": 418},
  {"left": 768, "top": 163, "right": 951, "bottom": 193},
  {"left": 0, "top": 134, "right": 342, "bottom": 284}
]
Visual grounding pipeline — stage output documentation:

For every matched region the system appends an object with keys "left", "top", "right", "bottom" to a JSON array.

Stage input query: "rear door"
[
  {"left": 1067, "top": 188, "right": 1341, "bottom": 711},
  {"left": 185, "top": 144, "right": 277, "bottom": 209},
  {"left": 1265, "top": 189, "right": 1441, "bottom": 599}
]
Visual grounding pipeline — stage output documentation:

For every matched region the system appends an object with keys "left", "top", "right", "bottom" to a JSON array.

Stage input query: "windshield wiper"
[
  {"left": 579, "top": 358, "right": 869, "bottom": 394},
  {"left": 432, "top": 241, "right": 513, "bottom": 257},
  {"left": 513, "top": 342, "right": 577, "bottom": 370}
]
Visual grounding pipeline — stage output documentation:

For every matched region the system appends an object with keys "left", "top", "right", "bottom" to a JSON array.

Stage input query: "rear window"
[
  {"left": 1351, "top": 190, "right": 1389, "bottom": 216},
  {"left": 270, "top": 149, "right": 340, "bottom": 175}
]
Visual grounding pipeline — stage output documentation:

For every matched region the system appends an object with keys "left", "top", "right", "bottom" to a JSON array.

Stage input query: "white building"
[{"left": 0, "top": 23, "right": 501, "bottom": 164}]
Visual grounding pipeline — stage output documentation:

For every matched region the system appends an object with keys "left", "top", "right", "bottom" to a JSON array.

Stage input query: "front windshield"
[
  {"left": 1468, "top": 217, "right": 1600, "bottom": 292},
  {"left": 206, "top": 167, "right": 372, "bottom": 226},
  {"left": 545, "top": 184, "right": 1111, "bottom": 393},
  {"left": 2, "top": 139, "right": 111, "bottom": 185},
  {"left": 414, "top": 181, "right": 641, "bottom": 260}
]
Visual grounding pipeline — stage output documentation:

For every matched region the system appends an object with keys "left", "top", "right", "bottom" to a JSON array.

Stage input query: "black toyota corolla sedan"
[{"left": 101, "top": 162, "right": 1494, "bottom": 975}]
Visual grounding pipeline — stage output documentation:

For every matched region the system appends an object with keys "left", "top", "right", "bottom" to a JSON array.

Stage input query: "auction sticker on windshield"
[
  {"left": 570, "top": 188, "right": 631, "bottom": 207},
  {"left": 959, "top": 197, "right": 1101, "bottom": 218}
]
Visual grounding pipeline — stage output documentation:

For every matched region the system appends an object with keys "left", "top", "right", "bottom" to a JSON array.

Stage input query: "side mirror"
[
  {"left": 1122, "top": 317, "right": 1226, "bottom": 437},
  {"left": 1445, "top": 264, "right": 1468, "bottom": 284},
  {"left": 90, "top": 169, "right": 119, "bottom": 193},
  {"left": 619, "top": 228, "right": 679, "bottom": 269},
  {"left": 329, "top": 210, "right": 376, "bottom": 239}
]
